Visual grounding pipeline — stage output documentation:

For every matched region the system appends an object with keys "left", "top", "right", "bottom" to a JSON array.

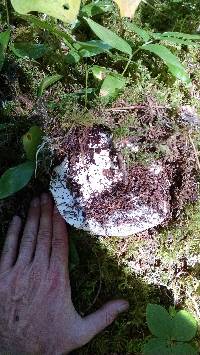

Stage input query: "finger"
[
  {"left": 50, "top": 206, "right": 69, "bottom": 271},
  {"left": 34, "top": 193, "right": 53, "bottom": 264},
  {"left": 0, "top": 216, "right": 22, "bottom": 272},
  {"left": 17, "top": 197, "right": 40, "bottom": 265},
  {"left": 79, "top": 300, "right": 129, "bottom": 346}
]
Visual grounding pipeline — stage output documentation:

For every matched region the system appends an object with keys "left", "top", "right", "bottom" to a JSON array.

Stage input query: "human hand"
[{"left": 0, "top": 194, "right": 129, "bottom": 355}]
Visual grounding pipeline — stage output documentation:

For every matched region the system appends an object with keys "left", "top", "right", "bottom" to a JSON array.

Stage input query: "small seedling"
[
  {"left": 144, "top": 304, "right": 198, "bottom": 355},
  {"left": 0, "top": 126, "right": 43, "bottom": 199}
]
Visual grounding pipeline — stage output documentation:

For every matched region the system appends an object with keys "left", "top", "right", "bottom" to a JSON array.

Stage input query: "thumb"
[{"left": 79, "top": 300, "right": 129, "bottom": 346}]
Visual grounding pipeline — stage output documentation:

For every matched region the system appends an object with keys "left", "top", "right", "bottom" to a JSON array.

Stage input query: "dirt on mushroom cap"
[{"left": 50, "top": 117, "right": 198, "bottom": 236}]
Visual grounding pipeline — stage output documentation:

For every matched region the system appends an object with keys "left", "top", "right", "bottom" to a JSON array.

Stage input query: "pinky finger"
[{"left": 0, "top": 216, "right": 22, "bottom": 273}]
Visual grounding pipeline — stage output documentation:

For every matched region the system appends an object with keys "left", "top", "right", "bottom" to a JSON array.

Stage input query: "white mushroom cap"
[{"left": 50, "top": 128, "right": 170, "bottom": 237}]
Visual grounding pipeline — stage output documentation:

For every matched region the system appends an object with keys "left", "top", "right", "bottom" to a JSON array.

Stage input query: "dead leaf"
[{"left": 114, "top": 0, "right": 142, "bottom": 18}]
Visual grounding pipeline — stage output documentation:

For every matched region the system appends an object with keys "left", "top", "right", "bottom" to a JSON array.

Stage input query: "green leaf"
[
  {"left": 23, "top": 126, "right": 43, "bottom": 161},
  {"left": 85, "top": 17, "right": 132, "bottom": 55},
  {"left": 0, "top": 30, "right": 11, "bottom": 71},
  {"left": 146, "top": 304, "right": 172, "bottom": 339},
  {"left": 11, "top": 0, "right": 81, "bottom": 23},
  {"left": 142, "top": 44, "right": 190, "bottom": 84},
  {"left": 81, "top": 1, "right": 113, "bottom": 17},
  {"left": 153, "top": 32, "right": 200, "bottom": 46},
  {"left": 74, "top": 40, "right": 112, "bottom": 57},
  {"left": 172, "top": 310, "right": 197, "bottom": 342},
  {"left": 143, "top": 338, "right": 172, "bottom": 355},
  {"left": 91, "top": 65, "right": 107, "bottom": 80},
  {"left": 0, "top": 161, "right": 35, "bottom": 199},
  {"left": 172, "top": 343, "right": 198, "bottom": 355},
  {"left": 38, "top": 74, "right": 62, "bottom": 97},
  {"left": 65, "top": 49, "right": 81, "bottom": 64},
  {"left": 10, "top": 42, "right": 49, "bottom": 59},
  {"left": 100, "top": 73, "right": 126, "bottom": 103},
  {"left": 162, "top": 37, "right": 199, "bottom": 46},
  {"left": 126, "top": 22, "right": 151, "bottom": 42},
  {"left": 162, "top": 32, "right": 200, "bottom": 41},
  {"left": 169, "top": 305, "right": 177, "bottom": 318}
]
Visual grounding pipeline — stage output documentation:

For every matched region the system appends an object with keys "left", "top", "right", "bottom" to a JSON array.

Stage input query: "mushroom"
[{"left": 50, "top": 126, "right": 170, "bottom": 237}]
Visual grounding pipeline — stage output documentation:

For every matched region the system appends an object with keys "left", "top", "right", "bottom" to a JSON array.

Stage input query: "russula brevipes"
[{"left": 50, "top": 126, "right": 171, "bottom": 237}]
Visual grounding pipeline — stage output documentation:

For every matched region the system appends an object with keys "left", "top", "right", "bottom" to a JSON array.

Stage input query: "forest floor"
[{"left": 0, "top": 0, "right": 200, "bottom": 354}]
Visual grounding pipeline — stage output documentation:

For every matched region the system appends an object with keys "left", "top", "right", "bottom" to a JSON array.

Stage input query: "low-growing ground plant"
[
  {"left": 144, "top": 304, "right": 198, "bottom": 355},
  {"left": 0, "top": 125, "right": 42, "bottom": 199},
  {"left": 1, "top": 0, "right": 200, "bottom": 195},
  {"left": 0, "top": 1, "right": 200, "bottom": 354}
]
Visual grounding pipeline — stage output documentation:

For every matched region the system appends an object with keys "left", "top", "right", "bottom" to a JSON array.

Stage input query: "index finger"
[{"left": 50, "top": 205, "right": 69, "bottom": 271}]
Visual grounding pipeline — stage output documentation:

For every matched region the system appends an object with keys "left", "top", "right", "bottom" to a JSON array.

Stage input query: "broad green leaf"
[
  {"left": 142, "top": 44, "right": 190, "bottom": 84},
  {"left": 162, "top": 32, "right": 200, "bottom": 41},
  {"left": 153, "top": 32, "right": 200, "bottom": 46},
  {"left": 38, "top": 74, "right": 62, "bottom": 97},
  {"left": 21, "top": 15, "right": 74, "bottom": 48},
  {"left": 0, "top": 30, "right": 11, "bottom": 71},
  {"left": 91, "top": 65, "right": 107, "bottom": 80},
  {"left": 161, "top": 37, "right": 199, "bottom": 46},
  {"left": 172, "top": 310, "right": 197, "bottom": 341},
  {"left": 172, "top": 343, "right": 198, "bottom": 355},
  {"left": 146, "top": 304, "right": 172, "bottom": 339},
  {"left": 11, "top": 0, "right": 81, "bottom": 23},
  {"left": 114, "top": 0, "right": 142, "bottom": 18},
  {"left": 0, "top": 161, "right": 35, "bottom": 199},
  {"left": 100, "top": 73, "right": 126, "bottom": 102},
  {"left": 126, "top": 22, "right": 151, "bottom": 42},
  {"left": 85, "top": 18, "right": 132, "bottom": 55},
  {"left": 23, "top": 126, "right": 43, "bottom": 161},
  {"left": 65, "top": 49, "right": 81, "bottom": 64},
  {"left": 74, "top": 40, "right": 112, "bottom": 57},
  {"left": 143, "top": 338, "right": 171, "bottom": 355},
  {"left": 81, "top": 1, "right": 113, "bottom": 17},
  {"left": 11, "top": 42, "right": 49, "bottom": 59}
]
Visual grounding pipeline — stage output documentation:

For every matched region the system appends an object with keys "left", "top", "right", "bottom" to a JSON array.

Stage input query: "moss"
[{"left": 0, "top": 1, "right": 200, "bottom": 354}]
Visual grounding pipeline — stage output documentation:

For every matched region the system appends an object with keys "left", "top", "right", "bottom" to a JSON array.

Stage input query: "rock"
[{"left": 50, "top": 126, "right": 171, "bottom": 237}]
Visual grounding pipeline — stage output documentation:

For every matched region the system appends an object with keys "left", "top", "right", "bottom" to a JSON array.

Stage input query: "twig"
[
  {"left": 188, "top": 133, "right": 200, "bottom": 172},
  {"left": 105, "top": 104, "right": 169, "bottom": 112}
]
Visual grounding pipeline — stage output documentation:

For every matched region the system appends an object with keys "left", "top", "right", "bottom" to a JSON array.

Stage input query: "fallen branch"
[{"left": 105, "top": 104, "right": 169, "bottom": 112}]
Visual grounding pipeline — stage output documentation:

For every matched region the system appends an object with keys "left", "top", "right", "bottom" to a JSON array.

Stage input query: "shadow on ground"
[{"left": 140, "top": 0, "right": 200, "bottom": 33}]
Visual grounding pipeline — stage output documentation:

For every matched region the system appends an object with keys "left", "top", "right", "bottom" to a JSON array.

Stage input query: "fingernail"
[
  {"left": 41, "top": 193, "right": 49, "bottom": 205},
  {"left": 117, "top": 301, "right": 129, "bottom": 313},
  {"left": 32, "top": 197, "right": 40, "bottom": 208}
]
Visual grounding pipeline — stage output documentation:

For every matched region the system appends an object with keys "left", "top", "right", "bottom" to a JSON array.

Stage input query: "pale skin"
[{"left": 0, "top": 193, "right": 129, "bottom": 355}]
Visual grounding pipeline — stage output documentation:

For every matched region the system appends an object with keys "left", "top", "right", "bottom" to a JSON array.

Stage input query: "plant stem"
[
  {"left": 3, "top": 0, "right": 10, "bottom": 25},
  {"left": 85, "top": 63, "right": 89, "bottom": 109},
  {"left": 122, "top": 48, "right": 140, "bottom": 76}
]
